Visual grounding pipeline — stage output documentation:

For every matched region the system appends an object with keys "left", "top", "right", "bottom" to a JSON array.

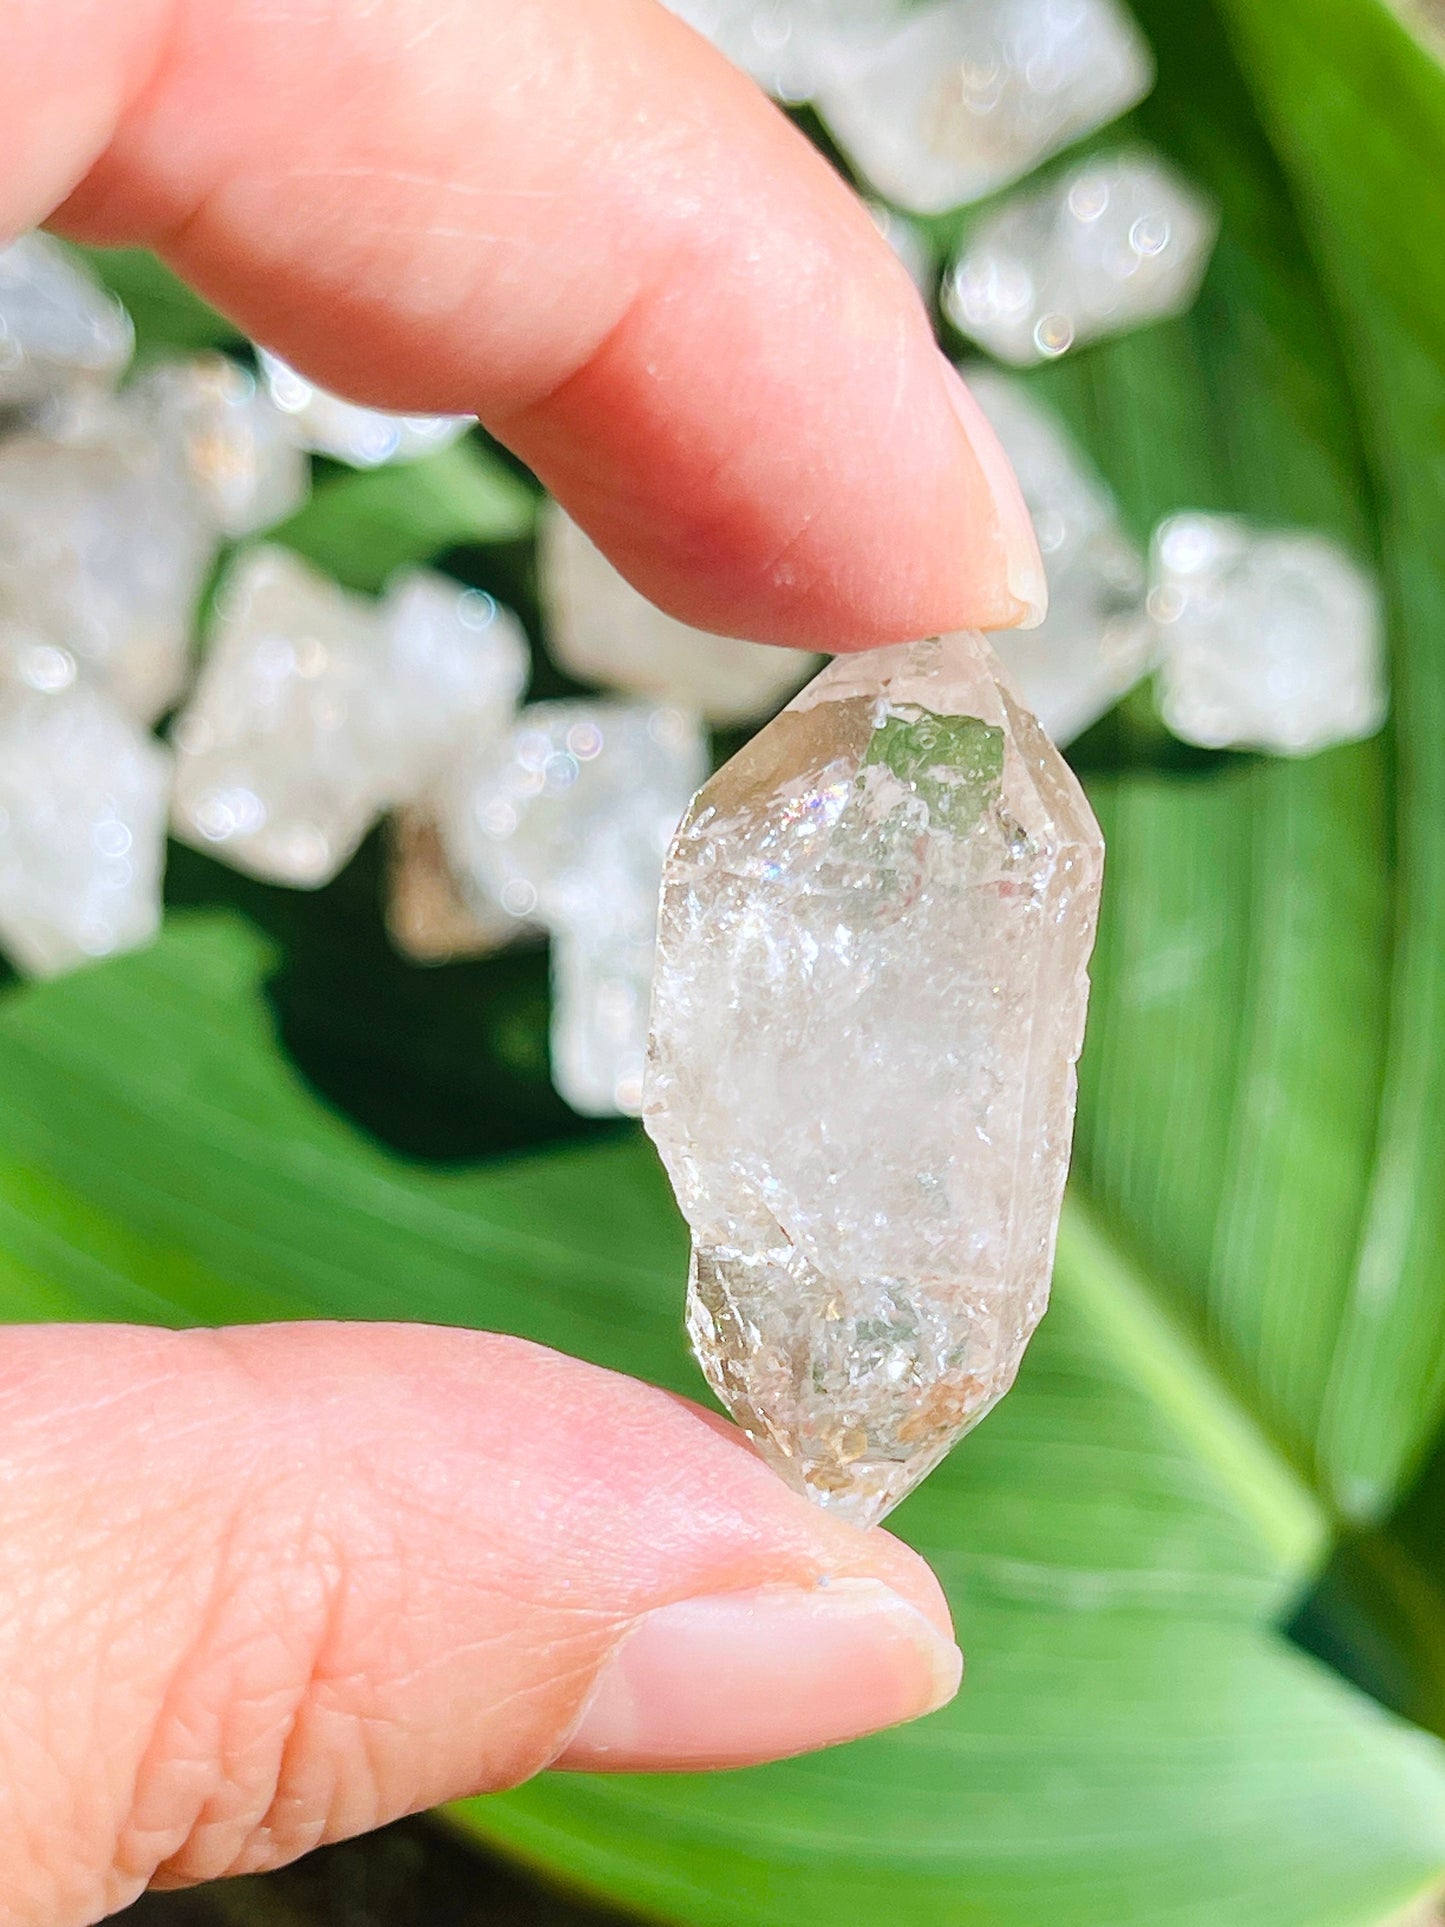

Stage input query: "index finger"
[{"left": 7, "top": 0, "right": 1043, "bottom": 650}]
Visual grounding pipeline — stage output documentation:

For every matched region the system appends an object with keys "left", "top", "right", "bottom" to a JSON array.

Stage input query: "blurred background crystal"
[
  {"left": 944, "top": 148, "right": 1218, "bottom": 363},
  {"left": 434, "top": 701, "right": 707, "bottom": 1115},
  {"left": 0, "top": 651, "right": 170, "bottom": 979},
  {"left": 0, "top": 233, "right": 134, "bottom": 414},
  {"left": 865, "top": 199, "right": 936, "bottom": 294},
  {"left": 128, "top": 354, "right": 310, "bottom": 538},
  {"left": 385, "top": 808, "right": 531, "bottom": 966},
  {"left": 817, "top": 0, "right": 1153, "bottom": 215},
  {"left": 540, "top": 503, "right": 818, "bottom": 723},
  {"left": 257, "top": 349, "right": 472, "bottom": 468},
  {"left": 171, "top": 549, "right": 528, "bottom": 886},
  {"left": 1149, "top": 514, "right": 1387, "bottom": 756},
  {"left": 662, "top": 0, "right": 898, "bottom": 102},
  {"left": 966, "top": 365, "right": 1153, "bottom": 742},
  {"left": 0, "top": 404, "right": 217, "bottom": 724}
]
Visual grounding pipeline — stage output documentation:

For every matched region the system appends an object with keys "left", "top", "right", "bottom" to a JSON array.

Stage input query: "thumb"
[{"left": 0, "top": 1321, "right": 959, "bottom": 1915}]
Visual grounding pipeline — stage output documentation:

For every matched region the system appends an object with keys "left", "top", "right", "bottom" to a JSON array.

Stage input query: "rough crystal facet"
[
  {"left": 171, "top": 548, "right": 528, "bottom": 885},
  {"left": 966, "top": 366, "right": 1152, "bottom": 743},
  {"left": 0, "top": 410, "right": 216, "bottom": 722},
  {"left": 644, "top": 635, "right": 1103, "bottom": 1525},
  {"left": 1149, "top": 514, "right": 1387, "bottom": 755},
  {"left": 0, "top": 653, "right": 170, "bottom": 978},
  {"left": 257, "top": 349, "right": 471, "bottom": 468},
  {"left": 540, "top": 505, "right": 817, "bottom": 724},
  {"left": 0, "top": 233, "right": 133, "bottom": 412},
  {"left": 435, "top": 700, "right": 707, "bottom": 1115},
  {"left": 818, "top": 0, "right": 1153, "bottom": 215},
  {"left": 944, "top": 149, "right": 1218, "bottom": 363}
]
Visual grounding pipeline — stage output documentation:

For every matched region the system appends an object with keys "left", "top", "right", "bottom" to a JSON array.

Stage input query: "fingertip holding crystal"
[
  {"left": 1149, "top": 514, "right": 1388, "bottom": 756},
  {"left": 944, "top": 148, "right": 1218, "bottom": 365},
  {"left": 816, "top": 0, "right": 1154, "bottom": 216},
  {"left": 644, "top": 634, "right": 1103, "bottom": 1526},
  {"left": 540, "top": 503, "right": 819, "bottom": 725}
]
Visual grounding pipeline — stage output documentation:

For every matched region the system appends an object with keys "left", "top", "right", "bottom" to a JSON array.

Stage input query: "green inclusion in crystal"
[{"left": 860, "top": 705, "right": 1005, "bottom": 832}]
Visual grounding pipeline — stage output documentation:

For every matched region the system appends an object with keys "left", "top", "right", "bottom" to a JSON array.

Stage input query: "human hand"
[{"left": 0, "top": 0, "right": 1044, "bottom": 1912}]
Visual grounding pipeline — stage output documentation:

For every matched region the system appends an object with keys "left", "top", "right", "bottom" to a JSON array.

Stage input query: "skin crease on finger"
[
  {"left": 0, "top": 1325, "right": 956, "bottom": 1913},
  {"left": 5, "top": 0, "right": 1044, "bottom": 649}
]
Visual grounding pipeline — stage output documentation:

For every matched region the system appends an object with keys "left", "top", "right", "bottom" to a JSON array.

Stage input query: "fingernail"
[
  {"left": 554, "top": 1579, "right": 962, "bottom": 1773},
  {"left": 939, "top": 356, "right": 1048, "bottom": 628}
]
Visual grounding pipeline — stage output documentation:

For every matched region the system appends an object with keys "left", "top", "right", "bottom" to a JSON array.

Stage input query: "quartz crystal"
[
  {"left": 172, "top": 548, "right": 528, "bottom": 885},
  {"left": 1149, "top": 514, "right": 1387, "bottom": 756},
  {"left": 816, "top": 0, "right": 1153, "bottom": 215},
  {"left": 944, "top": 150, "right": 1218, "bottom": 364},
  {"left": 966, "top": 366, "right": 1152, "bottom": 743},
  {"left": 541, "top": 504, "right": 817, "bottom": 724},
  {"left": 644, "top": 634, "right": 1103, "bottom": 1525},
  {"left": 257, "top": 349, "right": 471, "bottom": 468},
  {"left": 435, "top": 700, "right": 707, "bottom": 1115},
  {"left": 866, "top": 201, "right": 934, "bottom": 295},
  {"left": 662, "top": 0, "right": 896, "bottom": 101},
  {"left": 0, "top": 233, "right": 133, "bottom": 412},
  {"left": 129, "top": 355, "right": 310, "bottom": 537},
  {"left": 385, "top": 808, "right": 527, "bottom": 964},
  {"left": 0, "top": 409, "right": 216, "bottom": 722},
  {"left": 0, "top": 651, "right": 170, "bottom": 978}
]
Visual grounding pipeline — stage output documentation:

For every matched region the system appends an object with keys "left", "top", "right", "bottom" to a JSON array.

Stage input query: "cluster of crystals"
[
  {"left": 431, "top": 702, "right": 708, "bottom": 1116},
  {"left": 0, "top": 231, "right": 491, "bottom": 982},
  {"left": 540, "top": 503, "right": 817, "bottom": 724},
  {"left": 965, "top": 366, "right": 1152, "bottom": 743},
  {"left": 644, "top": 634, "right": 1104, "bottom": 1525},
  {"left": 1149, "top": 514, "right": 1387, "bottom": 756},
  {"left": 817, "top": 0, "right": 1154, "bottom": 215},
  {"left": 945, "top": 150, "right": 1219, "bottom": 363},
  {"left": 956, "top": 369, "right": 1388, "bottom": 755}
]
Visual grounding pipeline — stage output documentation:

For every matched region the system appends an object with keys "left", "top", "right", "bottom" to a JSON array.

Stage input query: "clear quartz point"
[
  {"left": 0, "top": 650, "right": 170, "bottom": 978},
  {"left": 540, "top": 504, "right": 818, "bottom": 725},
  {"left": 1149, "top": 514, "right": 1387, "bottom": 756},
  {"left": 643, "top": 634, "right": 1104, "bottom": 1525},
  {"left": 0, "top": 233, "right": 134, "bottom": 412},
  {"left": 817, "top": 0, "right": 1153, "bottom": 215},
  {"left": 256, "top": 349, "right": 471, "bottom": 469},
  {"left": 965, "top": 366, "right": 1153, "bottom": 743},
  {"left": 944, "top": 149, "right": 1218, "bottom": 364}
]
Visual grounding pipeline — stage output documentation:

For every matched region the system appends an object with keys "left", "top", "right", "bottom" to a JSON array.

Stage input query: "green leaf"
[{"left": 272, "top": 440, "right": 538, "bottom": 590}]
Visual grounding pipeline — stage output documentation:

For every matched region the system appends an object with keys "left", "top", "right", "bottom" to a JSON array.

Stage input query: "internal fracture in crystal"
[
  {"left": 0, "top": 653, "right": 170, "bottom": 978},
  {"left": 1149, "top": 514, "right": 1387, "bottom": 756},
  {"left": 944, "top": 149, "right": 1217, "bottom": 363},
  {"left": 171, "top": 548, "right": 528, "bottom": 885},
  {"left": 257, "top": 350, "right": 471, "bottom": 468},
  {"left": 435, "top": 699, "right": 707, "bottom": 1116},
  {"left": 965, "top": 366, "right": 1152, "bottom": 743},
  {"left": 0, "top": 233, "right": 133, "bottom": 412},
  {"left": 541, "top": 504, "right": 816, "bottom": 724},
  {"left": 644, "top": 635, "right": 1103, "bottom": 1525},
  {"left": 817, "top": 0, "right": 1153, "bottom": 214}
]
